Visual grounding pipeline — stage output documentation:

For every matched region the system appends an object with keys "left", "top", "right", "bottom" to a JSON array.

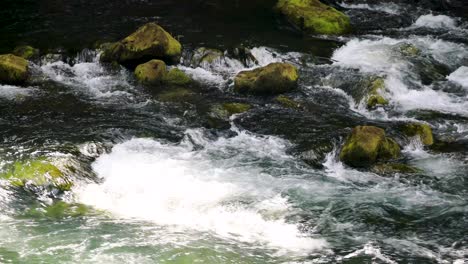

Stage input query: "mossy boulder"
[
  {"left": 400, "top": 123, "right": 434, "bottom": 146},
  {"left": 366, "top": 78, "right": 389, "bottom": 109},
  {"left": 276, "top": 0, "right": 351, "bottom": 35},
  {"left": 275, "top": 95, "right": 302, "bottom": 109},
  {"left": 100, "top": 22, "right": 182, "bottom": 65},
  {"left": 1, "top": 158, "right": 72, "bottom": 191},
  {"left": 372, "top": 163, "right": 421, "bottom": 174},
  {"left": 234, "top": 63, "right": 298, "bottom": 95},
  {"left": 13, "top": 45, "right": 40, "bottom": 60},
  {"left": 0, "top": 54, "right": 29, "bottom": 85},
  {"left": 25, "top": 201, "right": 94, "bottom": 219},
  {"left": 191, "top": 47, "right": 224, "bottom": 68},
  {"left": 135, "top": 60, "right": 192, "bottom": 86},
  {"left": 340, "top": 126, "right": 401, "bottom": 168}
]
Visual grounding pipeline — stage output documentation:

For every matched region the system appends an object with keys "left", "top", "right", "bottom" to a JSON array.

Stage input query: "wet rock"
[
  {"left": 276, "top": 0, "right": 351, "bottom": 35},
  {"left": 100, "top": 22, "right": 182, "bottom": 66},
  {"left": 234, "top": 62, "right": 298, "bottom": 95},
  {"left": 0, "top": 54, "right": 29, "bottom": 85},
  {"left": 225, "top": 46, "right": 258, "bottom": 67},
  {"left": 399, "top": 43, "right": 421, "bottom": 57},
  {"left": 400, "top": 123, "right": 434, "bottom": 146},
  {"left": 1, "top": 158, "right": 72, "bottom": 191},
  {"left": 13, "top": 45, "right": 40, "bottom": 60},
  {"left": 206, "top": 103, "right": 251, "bottom": 129},
  {"left": 372, "top": 163, "right": 421, "bottom": 174},
  {"left": 340, "top": 126, "right": 401, "bottom": 167},
  {"left": 191, "top": 47, "right": 224, "bottom": 68},
  {"left": 135, "top": 60, "right": 192, "bottom": 86},
  {"left": 275, "top": 95, "right": 302, "bottom": 109},
  {"left": 157, "top": 88, "right": 195, "bottom": 102},
  {"left": 366, "top": 78, "right": 389, "bottom": 109}
]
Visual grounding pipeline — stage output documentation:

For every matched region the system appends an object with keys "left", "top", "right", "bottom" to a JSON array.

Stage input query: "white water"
[
  {"left": 412, "top": 14, "right": 458, "bottom": 29},
  {"left": 331, "top": 36, "right": 468, "bottom": 116},
  {"left": 447, "top": 66, "right": 468, "bottom": 89},
  {"left": 339, "top": 2, "right": 401, "bottom": 15},
  {"left": 76, "top": 129, "right": 327, "bottom": 254},
  {"left": 0, "top": 85, "right": 35, "bottom": 100}
]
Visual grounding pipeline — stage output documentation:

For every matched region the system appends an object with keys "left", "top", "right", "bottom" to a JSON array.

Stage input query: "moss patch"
[
  {"left": 401, "top": 123, "right": 434, "bottom": 146},
  {"left": 163, "top": 68, "right": 192, "bottom": 86},
  {"left": 340, "top": 126, "right": 401, "bottom": 168},
  {"left": 13, "top": 46, "right": 39, "bottom": 60},
  {"left": 222, "top": 103, "right": 251, "bottom": 115},
  {"left": 24, "top": 201, "right": 96, "bottom": 219},
  {"left": 1, "top": 158, "right": 72, "bottom": 191},
  {"left": 276, "top": 0, "right": 351, "bottom": 35},
  {"left": 234, "top": 63, "right": 298, "bottom": 95},
  {"left": 157, "top": 88, "right": 194, "bottom": 102},
  {"left": 366, "top": 78, "right": 389, "bottom": 109},
  {"left": 275, "top": 95, "right": 301, "bottom": 109},
  {"left": 0, "top": 54, "right": 29, "bottom": 85}
]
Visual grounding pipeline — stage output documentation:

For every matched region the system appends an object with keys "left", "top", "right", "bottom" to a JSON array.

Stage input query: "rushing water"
[{"left": 0, "top": 1, "right": 467, "bottom": 263}]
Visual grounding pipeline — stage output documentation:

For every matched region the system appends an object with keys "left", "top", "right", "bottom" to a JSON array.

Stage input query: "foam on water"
[
  {"left": 339, "top": 2, "right": 401, "bottom": 15},
  {"left": 447, "top": 66, "right": 468, "bottom": 89},
  {"left": 0, "top": 85, "right": 35, "bottom": 100},
  {"left": 332, "top": 37, "right": 468, "bottom": 116},
  {"left": 76, "top": 129, "right": 327, "bottom": 254},
  {"left": 412, "top": 14, "right": 458, "bottom": 29}
]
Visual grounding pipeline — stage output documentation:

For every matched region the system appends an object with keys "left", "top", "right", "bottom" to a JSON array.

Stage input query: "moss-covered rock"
[
  {"left": 135, "top": 60, "right": 192, "bottom": 86},
  {"left": 163, "top": 68, "right": 192, "bottom": 86},
  {"left": 206, "top": 103, "right": 251, "bottom": 129},
  {"left": 372, "top": 163, "right": 421, "bottom": 174},
  {"left": 1, "top": 158, "right": 72, "bottom": 191},
  {"left": 157, "top": 88, "right": 194, "bottom": 102},
  {"left": 0, "top": 54, "right": 29, "bottom": 85},
  {"left": 134, "top": 59, "right": 167, "bottom": 84},
  {"left": 276, "top": 0, "right": 351, "bottom": 35},
  {"left": 25, "top": 201, "right": 93, "bottom": 219},
  {"left": 13, "top": 45, "right": 40, "bottom": 60},
  {"left": 100, "top": 22, "right": 181, "bottom": 65},
  {"left": 400, "top": 123, "right": 434, "bottom": 146},
  {"left": 399, "top": 43, "right": 421, "bottom": 57},
  {"left": 234, "top": 63, "right": 298, "bottom": 95},
  {"left": 340, "top": 126, "right": 401, "bottom": 168},
  {"left": 222, "top": 103, "right": 251, "bottom": 115},
  {"left": 366, "top": 78, "right": 389, "bottom": 109},
  {"left": 275, "top": 95, "right": 302, "bottom": 109},
  {"left": 191, "top": 47, "right": 224, "bottom": 68}
]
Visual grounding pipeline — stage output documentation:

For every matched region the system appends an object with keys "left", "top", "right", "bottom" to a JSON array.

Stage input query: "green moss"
[
  {"left": 222, "top": 103, "right": 251, "bottom": 115},
  {"left": 372, "top": 163, "right": 421, "bottom": 174},
  {"left": 1, "top": 158, "right": 72, "bottom": 191},
  {"left": 401, "top": 123, "right": 434, "bottom": 146},
  {"left": 25, "top": 201, "right": 94, "bottom": 219},
  {"left": 100, "top": 23, "right": 181, "bottom": 64},
  {"left": 157, "top": 88, "right": 194, "bottom": 102},
  {"left": 275, "top": 95, "right": 301, "bottom": 109},
  {"left": 0, "top": 54, "right": 29, "bottom": 84},
  {"left": 234, "top": 63, "right": 298, "bottom": 94},
  {"left": 366, "top": 78, "right": 389, "bottom": 109},
  {"left": 134, "top": 59, "right": 167, "bottom": 84},
  {"left": 340, "top": 126, "right": 401, "bottom": 168},
  {"left": 276, "top": 0, "right": 351, "bottom": 35},
  {"left": 163, "top": 68, "right": 192, "bottom": 86},
  {"left": 13, "top": 46, "right": 39, "bottom": 60},
  {"left": 399, "top": 43, "right": 421, "bottom": 57}
]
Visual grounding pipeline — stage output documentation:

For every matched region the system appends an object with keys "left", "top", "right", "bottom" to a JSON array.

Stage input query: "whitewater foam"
[
  {"left": 412, "top": 14, "right": 458, "bottom": 29},
  {"left": 339, "top": 2, "right": 401, "bottom": 15},
  {"left": 76, "top": 130, "right": 327, "bottom": 254},
  {"left": 0, "top": 85, "right": 35, "bottom": 100},
  {"left": 447, "top": 66, "right": 468, "bottom": 89}
]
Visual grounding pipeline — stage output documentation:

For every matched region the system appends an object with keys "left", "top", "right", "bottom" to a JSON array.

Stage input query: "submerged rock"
[
  {"left": 234, "top": 62, "right": 298, "bottom": 95},
  {"left": 340, "top": 126, "right": 401, "bottom": 167},
  {"left": 0, "top": 54, "right": 29, "bottom": 85},
  {"left": 1, "top": 158, "right": 72, "bottom": 191},
  {"left": 400, "top": 123, "right": 434, "bottom": 146},
  {"left": 13, "top": 45, "right": 40, "bottom": 60},
  {"left": 207, "top": 102, "right": 251, "bottom": 129},
  {"left": 276, "top": 0, "right": 351, "bottom": 35},
  {"left": 25, "top": 201, "right": 95, "bottom": 219},
  {"left": 372, "top": 163, "right": 421, "bottom": 174},
  {"left": 135, "top": 60, "right": 191, "bottom": 86},
  {"left": 275, "top": 95, "right": 302, "bottom": 109},
  {"left": 100, "top": 22, "right": 182, "bottom": 65},
  {"left": 157, "top": 88, "right": 194, "bottom": 102}
]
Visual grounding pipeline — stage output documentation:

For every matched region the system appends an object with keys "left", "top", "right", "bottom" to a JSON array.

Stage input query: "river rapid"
[{"left": 0, "top": 1, "right": 467, "bottom": 263}]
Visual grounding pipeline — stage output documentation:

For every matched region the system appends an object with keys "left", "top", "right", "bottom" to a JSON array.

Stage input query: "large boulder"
[
  {"left": 234, "top": 62, "right": 298, "bottom": 94},
  {"left": 0, "top": 54, "right": 29, "bottom": 85},
  {"left": 1, "top": 158, "right": 72, "bottom": 191},
  {"left": 100, "top": 22, "right": 182, "bottom": 65},
  {"left": 276, "top": 0, "right": 351, "bottom": 35},
  {"left": 340, "top": 126, "right": 401, "bottom": 167},
  {"left": 400, "top": 123, "right": 434, "bottom": 146},
  {"left": 135, "top": 60, "right": 192, "bottom": 86}
]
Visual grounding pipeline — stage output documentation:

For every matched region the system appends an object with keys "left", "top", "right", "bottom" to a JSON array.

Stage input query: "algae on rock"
[
  {"left": 135, "top": 60, "right": 192, "bottom": 86},
  {"left": 276, "top": 0, "right": 351, "bottom": 35},
  {"left": 401, "top": 123, "right": 434, "bottom": 146},
  {"left": 0, "top": 54, "right": 29, "bottom": 85},
  {"left": 366, "top": 78, "right": 389, "bottom": 109},
  {"left": 13, "top": 45, "right": 40, "bottom": 60},
  {"left": 234, "top": 62, "right": 298, "bottom": 95}
]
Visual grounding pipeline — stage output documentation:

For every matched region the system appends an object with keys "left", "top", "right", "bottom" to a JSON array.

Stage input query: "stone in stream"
[
  {"left": 13, "top": 45, "right": 40, "bottom": 60},
  {"left": 275, "top": 0, "right": 352, "bottom": 35},
  {"left": 135, "top": 59, "right": 192, "bottom": 86},
  {"left": 1, "top": 158, "right": 72, "bottom": 192},
  {"left": 100, "top": 22, "right": 182, "bottom": 66},
  {"left": 371, "top": 163, "right": 421, "bottom": 174},
  {"left": 340, "top": 126, "right": 401, "bottom": 168},
  {"left": 207, "top": 103, "right": 252, "bottom": 129},
  {"left": 400, "top": 122, "right": 434, "bottom": 146},
  {"left": 366, "top": 78, "right": 389, "bottom": 109},
  {"left": 0, "top": 54, "right": 29, "bottom": 85},
  {"left": 234, "top": 62, "right": 298, "bottom": 95},
  {"left": 190, "top": 47, "right": 224, "bottom": 68}
]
